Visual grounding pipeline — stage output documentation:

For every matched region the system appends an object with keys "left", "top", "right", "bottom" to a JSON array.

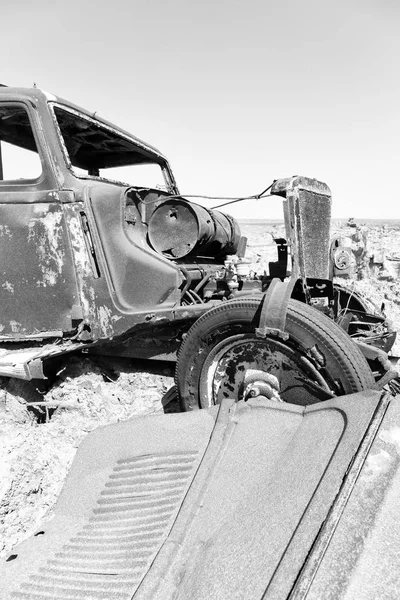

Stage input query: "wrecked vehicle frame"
[
  {"left": 0, "top": 87, "right": 245, "bottom": 376},
  {"left": 0, "top": 85, "right": 396, "bottom": 404}
]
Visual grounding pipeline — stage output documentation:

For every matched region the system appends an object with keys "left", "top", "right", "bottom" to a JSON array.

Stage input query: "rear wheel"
[{"left": 176, "top": 298, "right": 375, "bottom": 410}]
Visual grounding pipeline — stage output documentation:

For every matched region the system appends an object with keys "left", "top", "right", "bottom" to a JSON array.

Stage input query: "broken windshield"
[{"left": 53, "top": 106, "right": 169, "bottom": 190}]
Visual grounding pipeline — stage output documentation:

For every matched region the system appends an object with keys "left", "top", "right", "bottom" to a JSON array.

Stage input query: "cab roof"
[{"left": 0, "top": 85, "right": 166, "bottom": 161}]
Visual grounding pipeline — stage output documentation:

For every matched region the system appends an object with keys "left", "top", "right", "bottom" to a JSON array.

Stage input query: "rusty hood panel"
[
  {"left": 299, "top": 393, "right": 400, "bottom": 600},
  {"left": 0, "top": 390, "right": 385, "bottom": 599}
]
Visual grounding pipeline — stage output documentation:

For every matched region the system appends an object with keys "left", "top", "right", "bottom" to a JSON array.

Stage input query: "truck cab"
[{"left": 0, "top": 86, "right": 248, "bottom": 377}]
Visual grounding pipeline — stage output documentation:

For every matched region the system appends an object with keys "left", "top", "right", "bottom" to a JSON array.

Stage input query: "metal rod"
[{"left": 0, "top": 141, "right": 3, "bottom": 181}]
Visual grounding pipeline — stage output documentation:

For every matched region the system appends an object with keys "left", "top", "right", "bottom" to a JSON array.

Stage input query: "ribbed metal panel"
[{"left": 12, "top": 451, "right": 198, "bottom": 600}]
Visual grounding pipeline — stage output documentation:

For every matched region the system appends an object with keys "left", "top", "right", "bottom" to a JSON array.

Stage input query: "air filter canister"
[{"left": 148, "top": 199, "right": 241, "bottom": 259}]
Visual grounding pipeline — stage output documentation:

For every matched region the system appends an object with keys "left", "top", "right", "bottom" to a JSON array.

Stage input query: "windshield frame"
[{"left": 49, "top": 102, "right": 178, "bottom": 193}]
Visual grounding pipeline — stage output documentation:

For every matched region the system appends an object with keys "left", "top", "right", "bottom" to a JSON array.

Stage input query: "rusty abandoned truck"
[
  {"left": 2, "top": 86, "right": 400, "bottom": 600},
  {"left": 0, "top": 85, "right": 397, "bottom": 408}
]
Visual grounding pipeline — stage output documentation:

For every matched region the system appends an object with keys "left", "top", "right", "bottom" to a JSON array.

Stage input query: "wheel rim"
[{"left": 198, "top": 334, "right": 334, "bottom": 408}]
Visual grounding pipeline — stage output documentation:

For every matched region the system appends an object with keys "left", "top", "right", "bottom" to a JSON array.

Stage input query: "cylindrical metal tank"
[{"left": 147, "top": 199, "right": 241, "bottom": 259}]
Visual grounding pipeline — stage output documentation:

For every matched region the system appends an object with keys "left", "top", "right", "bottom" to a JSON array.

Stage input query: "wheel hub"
[
  {"left": 198, "top": 334, "right": 333, "bottom": 407},
  {"left": 242, "top": 369, "right": 282, "bottom": 402}
]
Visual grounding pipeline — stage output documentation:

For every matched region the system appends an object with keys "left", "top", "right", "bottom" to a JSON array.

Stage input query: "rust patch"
[
  {"left": 28, "top": 208, "right": 65, "bottom": 287},
  {"left": 2, "top": 282, "right": 14, "bottom": 293},
  {"left": 63, "top": 206, "right": 94, "bottom": 324},
  {"left": 97, "top": 305, "right": 114, "bottom": 337},
  {"left": 0, "top": 225, "right": 12, "bottom": 238}
]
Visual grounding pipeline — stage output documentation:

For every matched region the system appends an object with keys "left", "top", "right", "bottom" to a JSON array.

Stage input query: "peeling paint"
[
  {"left": 28, "top": 209, "right": 65, "bottom": 287},
  {"left": 66, "top": 213, "right": 92, "bottom": 277},
  {"left": 47, "top": 191, "right": 60, "bottom": 201},
  {"left": 98, "top": 305, "right": 114, "bottom": 337},
  {"left": 2, "top": 282, "right": 14, "bottom": 293},
  {"left": 361, "top": 448, "right": 395, "bottom": 482},
  {"left": 379, "top": 426, "right": 400, "bottom": 454},
  {"left": 0, "top": 225, "right": 12, "bottom": 238},
  {"left": 32, "top": 205, "right": 48, "bottom": 216},
  {"left": 63, "top": 208, "right": 97, "bottom": 330},
  {"left": 79, "top": 292, "right": 90, "bottom": 320},
  {"left": 9, "top": 320, "right": 25, "bottom": 333}
]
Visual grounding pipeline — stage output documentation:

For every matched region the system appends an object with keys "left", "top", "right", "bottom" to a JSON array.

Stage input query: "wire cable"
[{"left": 136, "top": 182, "right": 275, "bottom": 208}]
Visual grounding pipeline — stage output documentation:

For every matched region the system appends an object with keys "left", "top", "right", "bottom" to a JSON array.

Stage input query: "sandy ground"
[{"left": 1, "top": 221, "right": 400, "bottom": 558}]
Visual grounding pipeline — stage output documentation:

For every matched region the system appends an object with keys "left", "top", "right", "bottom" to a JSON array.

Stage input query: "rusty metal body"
[
  {"left": 0, "top": 87, "right": 251, "bottom": 378},
  {"left": 0, "top": 87, "right": 394, "bottom": 381}
]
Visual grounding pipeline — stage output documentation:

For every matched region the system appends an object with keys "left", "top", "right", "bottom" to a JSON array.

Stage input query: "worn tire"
[{"left": 176, "top": 298, "right": 375, "bottom": 411}]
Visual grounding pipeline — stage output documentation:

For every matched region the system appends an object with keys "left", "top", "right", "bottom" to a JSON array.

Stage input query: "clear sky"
[{"left": 2, "top": 0, "right": 399, "bottom": 219}]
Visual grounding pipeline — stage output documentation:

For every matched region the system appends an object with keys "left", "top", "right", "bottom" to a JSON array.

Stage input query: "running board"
[{"left": 0, "top": 341, "right": 86, "bottom": 380}]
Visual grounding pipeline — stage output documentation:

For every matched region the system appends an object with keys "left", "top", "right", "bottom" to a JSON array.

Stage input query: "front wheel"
[{"left": 175, "top": 298, "right": 375, "bottom": 411}]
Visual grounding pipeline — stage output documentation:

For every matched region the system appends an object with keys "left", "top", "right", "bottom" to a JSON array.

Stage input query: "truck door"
[{"left": 0, "top": 102, "right": 80, "bottom": 339}]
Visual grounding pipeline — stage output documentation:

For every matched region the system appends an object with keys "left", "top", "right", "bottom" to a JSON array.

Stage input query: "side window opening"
[{"left": 0, "top": 105, "right": 42, "bottom": 182}]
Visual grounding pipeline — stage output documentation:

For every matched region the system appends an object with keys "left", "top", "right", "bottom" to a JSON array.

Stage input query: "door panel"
[{"left": 0, "top": 202, "right": 80, "bottom": 337}]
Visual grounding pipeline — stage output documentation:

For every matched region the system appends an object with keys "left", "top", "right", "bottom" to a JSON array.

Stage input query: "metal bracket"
[
  {"left": 356, "top": 339, "right": 399, "bottom": 392},
  {"left": 255, "top": 277, "right": 297, "bottom": 341},
  {"left": 269, "top": 238, "right": 288, "bottom": 280},
  {"left": 372, "top": 370, "right": 399, "bottom": 391}
]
